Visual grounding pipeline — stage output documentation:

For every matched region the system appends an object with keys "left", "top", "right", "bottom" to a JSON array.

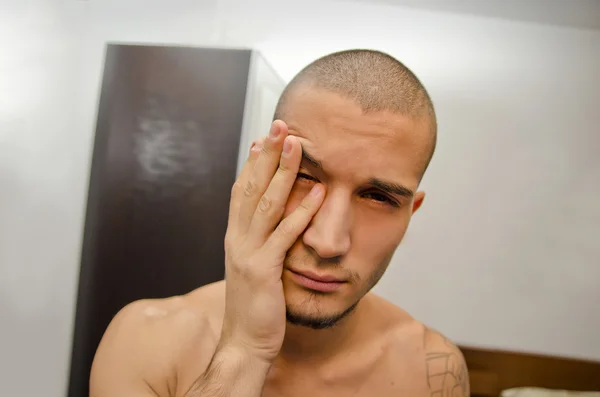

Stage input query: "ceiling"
[{"left": 354, "top": 0, "right": 600, "bottom": 31}]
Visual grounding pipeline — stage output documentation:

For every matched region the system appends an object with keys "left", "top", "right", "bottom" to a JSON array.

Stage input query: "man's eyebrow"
[
  {"left": 367, "top": 178, "right": 414, "bottom": 198},
  {"left": 300, "top": 147, "right": 323, "bottom": 169},
  {"left": 300, "top": 146, "right": 413, "bottom": 198}
]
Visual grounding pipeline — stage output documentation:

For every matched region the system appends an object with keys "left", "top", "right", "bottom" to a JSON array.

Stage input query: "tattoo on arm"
[{"left": 424, "top": 328, "right": 469, "bottom": 397}]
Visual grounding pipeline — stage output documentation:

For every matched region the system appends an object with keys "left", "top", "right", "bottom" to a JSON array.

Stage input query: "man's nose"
[{"left": 302, "top": 192, "right": 351, "bottom": 260}]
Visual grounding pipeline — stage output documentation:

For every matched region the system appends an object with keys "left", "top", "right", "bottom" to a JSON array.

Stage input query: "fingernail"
[
  {"left": 283, "top": 136, "right": 292, "bottom": 155},
  {"left": 270, "top": 121, "right": 280, "bottom": 138},
  {"left": 310, "top": 184, "right": 323, "bottom": 198},
  {"left": 251, "top": 142, "right": 262, "bottom": 152}
]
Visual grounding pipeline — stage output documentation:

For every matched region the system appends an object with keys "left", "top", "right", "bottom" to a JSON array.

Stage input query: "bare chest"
[{"left": 261, "top": 355, "right": 429, "bottom": 397}]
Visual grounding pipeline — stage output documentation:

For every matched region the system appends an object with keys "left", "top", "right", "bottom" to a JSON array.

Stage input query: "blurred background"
[{"left": 0, "top": 0, "right": 599, "bottom": 396}]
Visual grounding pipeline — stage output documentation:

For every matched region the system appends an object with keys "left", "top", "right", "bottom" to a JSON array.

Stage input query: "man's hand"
[{"left": 219, "top": 120, "right": 324, "bottom": 361}]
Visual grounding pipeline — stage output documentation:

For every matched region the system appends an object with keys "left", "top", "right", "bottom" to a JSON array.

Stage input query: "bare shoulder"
[
  {"left": 367, "top": 294, "right": 469, "bottom": 396},
  {"left": 91, "top": 281, "right": 226, "bottom": 397},
  {"left": 365, "top": 293, "right": 424, "bottom": 342},
  {"left": 422, "top": 327, "right": 470, "bottom": 397}
]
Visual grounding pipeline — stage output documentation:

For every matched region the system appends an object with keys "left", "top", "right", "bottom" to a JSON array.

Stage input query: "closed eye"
[{"left": 297, "top": 172, "right": 318, "bottom": 182}]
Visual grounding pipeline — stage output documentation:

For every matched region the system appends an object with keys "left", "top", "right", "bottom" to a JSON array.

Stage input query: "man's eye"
[
  {"left": 362, "top": 191, "right": 399, "bottom": 207},
  {"left": 297, "top": 172, "right": 317, "bottom": 182}
]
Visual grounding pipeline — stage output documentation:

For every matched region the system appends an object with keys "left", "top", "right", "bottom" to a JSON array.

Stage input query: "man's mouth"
[{"left": 287, "top": 268, "right": 346, "bottom": 292}]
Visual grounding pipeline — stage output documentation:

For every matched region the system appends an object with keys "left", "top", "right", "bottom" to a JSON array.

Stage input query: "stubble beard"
[{"left": 283, "top": 251, "right": 389, "bottom": 330}]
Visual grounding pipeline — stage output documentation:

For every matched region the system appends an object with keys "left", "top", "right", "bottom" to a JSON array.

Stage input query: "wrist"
[
  {"left": 215, "top": 340, "right": 275, "bottom": 369},
  {"left": 187, "top": 342, "right": 272, "bottom": 397}
]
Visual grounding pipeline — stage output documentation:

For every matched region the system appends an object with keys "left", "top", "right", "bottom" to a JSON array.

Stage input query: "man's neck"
[{"left": 278, "top": 298, "right": 370, "bottom": 364}]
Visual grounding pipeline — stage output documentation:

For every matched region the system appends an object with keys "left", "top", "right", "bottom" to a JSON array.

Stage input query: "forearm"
[{"left": 186, "top": 345, "right": 272, "bottom": 397}]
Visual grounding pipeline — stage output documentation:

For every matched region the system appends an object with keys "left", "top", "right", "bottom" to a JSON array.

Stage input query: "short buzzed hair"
[{"left": 274, "top": 49, "right": 437, "bottom": 176}]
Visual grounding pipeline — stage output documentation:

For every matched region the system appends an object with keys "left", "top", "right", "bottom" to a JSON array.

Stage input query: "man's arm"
[
  {"left": 90, "top": 299, "right": 179, "bottom": 397},
  {"left": 423, "top": 327, "right": 470, "bottom": 397},
  {"left": 183, "top": 344, "right": 271, "bottom": 397},
  {"left": 92, "top": 297, "right": 248, "bottom": 397},
  {"left": 91, "top": 298, "right": 213, "bottom": 397},
  {"left": 90, "top": 296, "right": 273, "bottom": 397}
]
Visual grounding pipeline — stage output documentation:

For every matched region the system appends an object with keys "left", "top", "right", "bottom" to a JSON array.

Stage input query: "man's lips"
[
  {"left": 287, "top": 268, "right": 347, "bottom": 292},
  {"left": 290, "top": 269, "right": 345, "bottom": 283}
]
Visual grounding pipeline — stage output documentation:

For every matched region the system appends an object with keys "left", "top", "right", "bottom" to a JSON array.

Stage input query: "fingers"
[
  {"left": 228, "top": 137, "right": 265, "bottom": 229},
  {"left": 237, "top": 120, "right": 288, "bottom": 233},
  {"left": 263, "top": 183, "right": 325, "bottom": 255},
  {"left": 246, "top": 135, "right": 302, "bottom": 243}
]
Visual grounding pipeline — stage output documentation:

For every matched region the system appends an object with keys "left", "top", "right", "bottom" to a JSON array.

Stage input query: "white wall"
[
  {"left": 1, "top": 0, "right": 599, "bottom": 395},
  {"left": 0, "top": 1, "right": 85, "bottom": 395}
]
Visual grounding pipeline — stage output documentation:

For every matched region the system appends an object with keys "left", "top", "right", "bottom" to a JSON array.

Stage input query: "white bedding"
[{"left": 501, "top": 388, "right": 600, "bottom": 397}]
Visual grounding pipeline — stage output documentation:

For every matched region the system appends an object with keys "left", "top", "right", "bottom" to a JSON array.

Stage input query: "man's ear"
[{"left": 412, "top": 191, "right": 425, "bottom": 214}]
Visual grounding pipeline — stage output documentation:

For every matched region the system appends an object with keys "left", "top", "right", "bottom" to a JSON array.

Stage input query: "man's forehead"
[
  {"left": 284, "top": 92, "right": 422, "bottom": 147},
  {"left": 283, "top": 88, "right": 431, "bottom": 184}
]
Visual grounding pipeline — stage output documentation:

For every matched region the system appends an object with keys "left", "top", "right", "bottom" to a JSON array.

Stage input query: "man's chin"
[
  {"left": 285, "top": 300, "right": 359, "bottom": 330},
  {"left": 282, "top": 273, "right": 361, "bottom": 329}
]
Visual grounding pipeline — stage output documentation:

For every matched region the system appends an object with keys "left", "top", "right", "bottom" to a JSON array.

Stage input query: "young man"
[{"left": 90, "top": 49, "right": 469, "bottom": 397}]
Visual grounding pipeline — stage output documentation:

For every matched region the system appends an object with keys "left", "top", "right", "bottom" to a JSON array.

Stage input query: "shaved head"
[{"left": 275, "top": 49, "right": 437, "bottom": 176}]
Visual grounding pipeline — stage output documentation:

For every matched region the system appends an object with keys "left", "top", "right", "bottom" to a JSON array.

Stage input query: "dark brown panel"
[
  {"left": 68, "top": 44, "right": 251, "bottom": 397},
  {"left": 460, "top": 345, "right": 600, "bottom": 396}
]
